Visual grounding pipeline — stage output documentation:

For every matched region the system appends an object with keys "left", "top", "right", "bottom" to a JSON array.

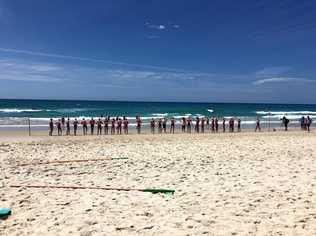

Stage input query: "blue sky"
[{"left": 0, "top": 0, "right": 316, "bottom": 103}]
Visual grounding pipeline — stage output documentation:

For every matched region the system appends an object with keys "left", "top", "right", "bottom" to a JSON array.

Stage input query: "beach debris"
[
  {"left": 0, "top": 208, "right": 11, "bottom": 218},
  {"left": 10, "top": 184, "right": 175, "bottom": 195},
  {"left": 17, "top": 157, "right": 128, "bottom": 167}
]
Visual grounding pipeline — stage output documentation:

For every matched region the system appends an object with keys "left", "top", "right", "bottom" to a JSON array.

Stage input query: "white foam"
[
  {"left": 256, "top": 111, "right": 316, "bottom": 115},
  {"left": 0, "top": 108, "right": 42, "bottom": 113},
  {"left": 207, "top": 109, "right": 214, "bottom": 113}
]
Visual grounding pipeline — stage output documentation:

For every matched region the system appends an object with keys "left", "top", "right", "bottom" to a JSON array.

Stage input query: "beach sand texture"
[{"left": 1, "top": 131, "right": 316, "bottom": 235}]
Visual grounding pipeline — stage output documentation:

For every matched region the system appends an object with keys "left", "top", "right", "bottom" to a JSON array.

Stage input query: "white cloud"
[
  {"left": 173, "top": 24, "right": 180, "bottom": 29},
  {"left": 253, "top": 77, "right": 314, "bottom": 85},
  {"left": 255, "top": 66, "right": 290, "bottom": 76},
  {"left": 145, "top": 22, "right": 166, "bottom": 30}
]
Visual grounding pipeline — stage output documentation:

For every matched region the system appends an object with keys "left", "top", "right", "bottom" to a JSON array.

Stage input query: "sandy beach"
[{"left": 1, "top": 130, "right": 316, "bottom": 235}]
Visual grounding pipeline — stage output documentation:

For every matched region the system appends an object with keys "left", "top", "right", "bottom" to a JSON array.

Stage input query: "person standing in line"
[
  {"left": 66, "top": 117, "right": 71, "bottom": 135},
  {"left": 181, "top": 117, "right": 186, "bottom": 132},
  {"left": 237, "top": 118, "right": 241, "bottom": 132},
  {"left": 150, "top": 118, "right": 155, "bottom": 134},
  {"left": 306, "top": 116, "right": 312, "bottom": 132},
  {"left": 49, "top": 118, "right": 54, "bottom": 136},
  {"left": 222, "top": 118, "right": 226, "bottom": 132},
  {"left": 56, "top": 119, "right": 62, "bottom": 136},
  {"left": 170, "top": 117, "right": 175, "bottom": 133},
  {"left": 123, "top": 116, "right": 129, "bottom": 134},
  {"left": 104, "top": 116, "right": 109, "bottom": 135},
  {"left": 163, "top": 118, "right": 167, "bottom": 133},
  {"left": 300, "top": 116, "right": 306, "bottom": 130},
  {"left": 61, "top": 117, "right": 65, "bottom": 130},
  {"left": 73, "top": 118, "right": 79, "bottom": 136},
  {"left": 97, "top": 118, "right": 102, "bottom": 135},
  {"left": 195, "top": 117, "right": 200, "bottom": 133},
  {"left": 117, "top": 118, "right": 122, "bottom": 134},
  {"left": 158, "top": 119, "right": 163, "bottom": 134},
  {"left": 282, "top": 116, "right": 289, "bottom": 131},
  {"left": 228, "top": 118, "right": 233, "bottom": 132},
  {"left": 206, "top": 117, "right": 210, "bottom": 129},
  {"left": 81, "top": 118, "right": 88, "bottom": 135},
  {"left": 215, "top": 117, "right": 219, "bottom": 132},
  {"left": 136, "top": 116, "right": 142, "bottom": 134},
  {"left": 255, "top": 117, "right": 261, "bottom": 132},
  {"left": 187, "top": 117, "right": 192, "bottom": 133},
  {"left": 90, "top": 117, "right": 95, "bottom": 135},
  {"left": 201, "top": 117, "right": 205, "bottom": 133},
  {"left": 111, "top": 118, "right": 116, "bottom": 135},
  {"left": 210, "top": 118, "right": 215, "bottom": 133}
]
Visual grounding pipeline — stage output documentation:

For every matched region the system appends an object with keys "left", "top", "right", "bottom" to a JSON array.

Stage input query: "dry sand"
[{"left": 1, "top": 131, "right": 316, "bottom": 235}]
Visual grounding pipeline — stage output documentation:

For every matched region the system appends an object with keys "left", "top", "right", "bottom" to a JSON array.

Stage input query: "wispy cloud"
[
  {"left": 253, "top": 77, "right": 314, "bottom": 85},
  {"left": 0, "top": 47, "right": 196, "bottom": 73},
  {"left": 255, "top": 66, "right": 290, "bottom": 76},
  {"left": 145, "top": 22, "right": 166, "bottom": 30}
]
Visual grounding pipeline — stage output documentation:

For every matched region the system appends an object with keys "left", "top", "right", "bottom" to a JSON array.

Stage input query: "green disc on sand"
[{"left": 0, "top": 208, "right": 11, "bottom": 217}]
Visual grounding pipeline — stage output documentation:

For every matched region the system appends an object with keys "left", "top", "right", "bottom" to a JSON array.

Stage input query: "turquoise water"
[{"left": 0, "top": 99, "right": 315, "bottom": 129}]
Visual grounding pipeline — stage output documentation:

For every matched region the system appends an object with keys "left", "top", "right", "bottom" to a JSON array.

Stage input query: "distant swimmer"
[
  {"left": 181, "top": 117, "right": 186, "bottom": 132},
  {"left": 56, "top": 119, "right": 62, "bottom": 136},
  {"left": 163, "top": 118, "right": 167, "bottom": 133},
  {"left": 136, "top": 116, "right": 142, "bottom": 134},
  {"left": 170, "top": 117, "right": 175, "bottom": 133},
  {"left": 73, "top": 118, "right": 79, "bottom": 136},
  {"left": 237, "top": 118, "right": 241, "bottom": 132},
  {"left": 49, "top": 118, "right": 54, "bottom": 136},
  {"left": 150, "top": 118, "right": 155, "bottom": 134},
  {"left": 90, "top": 117, "right": 95, "bottom": 135},
  {"left": 97, "top": 118, "right": 102, "bottom": 135},
  {"left": 111, "top": 118, "right": 115, "bottom": 135},
  {"left": 222, "top": 118, "right": 226, "bottom": 132},
  {"left": 81, "top": 118, "right": 88, "bottom": 135},
  {"left": 66, "top": 117, "right": 71, "bottom": 135},
  {"left": 255, "top": 117, "right": 261, "bottom": 132}
]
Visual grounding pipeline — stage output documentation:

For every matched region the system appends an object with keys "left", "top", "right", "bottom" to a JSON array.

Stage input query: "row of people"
[{"left": 48, "top": 116, "right": 243, "bottom": 136}]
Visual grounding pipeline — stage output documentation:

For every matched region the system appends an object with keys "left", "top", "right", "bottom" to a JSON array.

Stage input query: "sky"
[{"left": 0, "top": 0, "right": 316, "bottom": 103}]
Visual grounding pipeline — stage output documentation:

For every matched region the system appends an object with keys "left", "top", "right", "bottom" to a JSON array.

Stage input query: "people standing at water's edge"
[
  {"left": 158, "top": 119, "right": 162, "bottom": 134},
  {"left": 104, "top": 116, "right": 109, "bottom": 135},
  {"left": 222, "top": 118, "right": 226, "bottom": 132},
  {"left": 49, "top": 118, "right": 54, "bottom": 136},
  {"left": 306, "top": 116, "right": 312, "bottom": 132},
  {"left": 163, "top": 118, "right": 167, "bottom": 133},
  {"left": 81, "top": 118, "right": 88, "bottom": 135},
  {"left": 281, "top": 116, "right": 289, "bottom": 131},
  {"left": 90, "top": 118, "right": 95, "bottom": 135},
  {"left": 66, "top": 118, "right": 71, "bottom": 135},
  {"left": 123, "top": 116, "right": 129, "bottom": 134},
  {"left": 255, "top": 117, "right": 261, "bottom": 132},
  {"left": 187, "top": 117, "right": 192, "bottom": 133},
  {"left": 56, "top": 119, "right": 62, "bottom": 136},
  {"left": 237, "top": 119, "right": 241, "bottom": 132},
  {"left": 97, "top": 118, "right": 102, "bottom": 135},
  {"left": 170, "top": 117, "right": 175, "bottom": 133},
  {"left": 181, "top": 117, "right": 186, "bottom": 132},
  {"left": 150, "top": 118, "right": 155, "bottom": 134},
  {"left": 136, "top": 116, "right": 141, "bottom": 134},
  {"left": 73, "top": 118, "right": 78, "bottom": 136}
]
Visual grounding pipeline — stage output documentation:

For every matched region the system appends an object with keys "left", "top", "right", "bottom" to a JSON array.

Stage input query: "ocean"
[{"left": 0, "top": 99, "right": 315, "bottom": 130}]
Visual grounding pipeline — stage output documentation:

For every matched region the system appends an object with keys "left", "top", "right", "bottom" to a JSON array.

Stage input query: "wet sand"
[{"left": 1, "top": 130, "right": 316, "bottom": 235}]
